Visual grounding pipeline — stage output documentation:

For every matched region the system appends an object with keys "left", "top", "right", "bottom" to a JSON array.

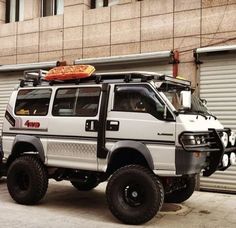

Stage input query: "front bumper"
[{"left": 179, "top": 129, "right": 236, "bottom": 177}]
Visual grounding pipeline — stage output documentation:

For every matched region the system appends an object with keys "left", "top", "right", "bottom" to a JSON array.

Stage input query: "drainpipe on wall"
[{"left": 172, "top": 50, "right": 180, "bottom": 78}]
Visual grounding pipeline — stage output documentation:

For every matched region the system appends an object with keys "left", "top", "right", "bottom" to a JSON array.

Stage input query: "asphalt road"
[{"left": 0, "top": 178, "right": 236, "bottom": 228}]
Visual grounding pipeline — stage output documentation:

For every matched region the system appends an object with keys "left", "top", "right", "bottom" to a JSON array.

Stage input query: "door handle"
[
  {"left": 107, "top": 120, "right": 119, "bottom": 131},
  {"left": 85, "top": 120, "right": 98, "bottom": 132}
]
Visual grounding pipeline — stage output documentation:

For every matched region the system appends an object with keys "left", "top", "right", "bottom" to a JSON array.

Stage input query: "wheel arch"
[
  {"left": 107, "top": 140, "right": 154, "bottom": 174},
  {"left": 7, "top": 135, "right": 45, "bottom": 167}
]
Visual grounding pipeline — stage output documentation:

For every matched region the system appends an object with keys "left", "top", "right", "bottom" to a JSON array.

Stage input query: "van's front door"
[
  {"left": 104, "top": 84, "right": 176, "bottom": 172},
  {"left": 47, "top": 85, "right": 102, "bottom": 171}
]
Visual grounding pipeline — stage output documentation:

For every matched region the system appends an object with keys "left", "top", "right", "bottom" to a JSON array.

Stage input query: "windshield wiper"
[
  {"left": 195, "top": 110, "right": 208, "bottom": 120},
  {"left": 206, "top": 111, "right": 217, "bottom": 120}
]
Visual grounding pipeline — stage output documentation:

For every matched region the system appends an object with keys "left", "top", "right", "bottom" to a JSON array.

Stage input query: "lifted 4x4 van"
[{"left": 0, "top": 65, "right": 235, "bottom": 224}]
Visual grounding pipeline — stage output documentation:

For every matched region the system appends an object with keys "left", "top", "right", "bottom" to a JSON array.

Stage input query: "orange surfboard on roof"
[{"left": 44, "top": 65, "right": 95, "bottom": 81}]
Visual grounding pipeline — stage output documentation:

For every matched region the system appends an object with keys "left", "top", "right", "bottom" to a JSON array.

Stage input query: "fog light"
[
  {"left": 221, "top": 132, "right": 228, "bottom": 147},
  {"left": 229, "top": 132, "right": 236, "bottom": 146},
  {"left": 230, "top": 152, "right": 236, "bottom": 165},
  {"left": 222, "top": 154, "right": 229, "bottom": 167}
]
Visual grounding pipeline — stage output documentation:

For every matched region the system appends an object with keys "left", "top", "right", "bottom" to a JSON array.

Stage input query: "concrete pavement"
[{"left": 0, "top": 178, "right": 235, "bottom": 228}]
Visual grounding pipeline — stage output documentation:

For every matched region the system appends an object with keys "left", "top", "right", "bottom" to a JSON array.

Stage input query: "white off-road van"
[{"left": 0, "top": 65, "right": 235, "bottom": 224}]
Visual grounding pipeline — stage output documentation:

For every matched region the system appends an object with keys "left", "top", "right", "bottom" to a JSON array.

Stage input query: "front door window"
[{"left": 113, "top": 85, "right": 172, "bottom": 120}]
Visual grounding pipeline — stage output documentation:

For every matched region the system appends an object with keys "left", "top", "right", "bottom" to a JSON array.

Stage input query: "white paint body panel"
[{"left": 1, "top": 79, "right": 226, "bottom": 176}]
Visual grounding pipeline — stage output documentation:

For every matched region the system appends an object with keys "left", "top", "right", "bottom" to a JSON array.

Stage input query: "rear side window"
[
  {"left": 52, "top": 87, "right": 101, "bottom": 116},
  {"left": 15, "top": 89, "right": 52, "bottom": 116}
]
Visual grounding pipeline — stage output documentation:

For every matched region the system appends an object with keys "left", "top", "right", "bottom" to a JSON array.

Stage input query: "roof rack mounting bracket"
[
  {"left": 124, "top": 74, "right": 132, "bottom": 83},
  {"left": 95, "top": 75, "right": 102, "bottom": 84}
]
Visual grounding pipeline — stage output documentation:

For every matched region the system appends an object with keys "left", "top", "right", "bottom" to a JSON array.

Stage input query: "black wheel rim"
[
  {"left": 15, "top": 170, "right": 30, "bottom": 191},
  {"left": 123, "top": 183, "right": 145, "bottom": 207}
]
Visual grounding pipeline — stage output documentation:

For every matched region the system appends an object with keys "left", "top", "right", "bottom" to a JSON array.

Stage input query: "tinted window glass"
[
  {"left": 113, "top": 85, "right": 166, "bottom": 119},
  {"left": 15, "top": 89, "right": 51, "bottom": 116},
  {"left": 52, "top": 87, "right": 101, "bottom": 116}
]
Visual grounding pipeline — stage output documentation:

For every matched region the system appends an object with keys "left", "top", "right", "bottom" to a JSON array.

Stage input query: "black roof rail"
[{"left": 18, "top": 70, "right": 191, "bottom": 88}]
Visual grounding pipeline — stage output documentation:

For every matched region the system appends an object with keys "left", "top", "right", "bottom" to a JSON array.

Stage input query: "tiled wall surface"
[
  {"left": 0, "top": 0, "right": 236, "bottom": 82},
  {"left": 0, "top": 0, "right": 6, "bottom": 24}
]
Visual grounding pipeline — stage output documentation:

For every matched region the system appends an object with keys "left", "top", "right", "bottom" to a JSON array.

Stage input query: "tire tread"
[
  {"left": 106, "top": 165, "right": 164, "bottom": 225},
  {"left": 7, "top": 155, "right": 48, "bottom": 205}
]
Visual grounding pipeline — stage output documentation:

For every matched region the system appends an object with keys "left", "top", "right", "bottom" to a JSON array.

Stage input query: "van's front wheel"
[
  {"left": 7, "top": 155, "right": 48, "bottom": 205},
  {"left": 106, "top": 165, "right": 164, "bottom": 225}
]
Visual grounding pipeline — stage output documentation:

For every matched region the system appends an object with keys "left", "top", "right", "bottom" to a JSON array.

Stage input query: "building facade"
[
  {"left": 0, "top": 0, "right": 236, "bottom": 192},
  {"left": 0, "top": 0, "right": 235, "bottom": 84}
]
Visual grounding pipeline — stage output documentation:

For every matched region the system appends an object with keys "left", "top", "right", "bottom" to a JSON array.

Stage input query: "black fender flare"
[
  {"left": 11, "top": 135, "right": 45, "bottom": 162},
  {"left": 107, "top": 140, "right": 154, "bottom": 170}
]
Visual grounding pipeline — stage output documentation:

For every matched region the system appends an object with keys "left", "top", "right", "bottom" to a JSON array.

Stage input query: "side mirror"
[
  {"left": 200, "top": 98, "right": 207, "bottom": 106},
  {"left": 180, "top": 91, "right": 191, "bottom": 109}
]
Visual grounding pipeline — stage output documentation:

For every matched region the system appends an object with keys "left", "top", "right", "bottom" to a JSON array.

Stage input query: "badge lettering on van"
[{"left": 24, "top": 120, "right": 40, "bottom": 128}]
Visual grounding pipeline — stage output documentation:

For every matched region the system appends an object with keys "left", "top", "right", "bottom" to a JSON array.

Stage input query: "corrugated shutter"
[
  {"left": 0, "top": 73, "right": 21, "bottom": 135},
  {"left": 199, "top": 53, "right": 236, "bottom": 193},
  {"left": 94, "top": 62, "right": 173, "bottom": 75},
  {"left": 75, "top": 51, "right": 173, "bottom": 75}
]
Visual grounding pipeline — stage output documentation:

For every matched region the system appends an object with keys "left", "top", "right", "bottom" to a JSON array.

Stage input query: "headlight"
[
  {"left": 221, "top": 132, "right": 228, "bottom": 147},
  {"left": 195, "top": 136, "right": 201, "bottom": 145},
  {"left": 222, "top": 154, "right": 229, "bottom": 167},
  {"left": 230, "top": 152, "right": 236, "bottom": 165},
  {"left": 182, "top": 135, "right": 195, "bottom": 145},
  {"left": 180, "top": 134, "right": 208, "bottom": 147},
  {"left": 229, "top": 132, "right": 236, "bottom": 146}
]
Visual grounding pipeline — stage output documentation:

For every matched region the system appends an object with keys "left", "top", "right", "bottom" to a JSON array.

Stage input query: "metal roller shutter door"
[
  {"left": 75, "top": 51, "right": 173, "bottom": 75},
  {"left": 93, "top": 62, "right": 173, "bottom": 75},
  {"left": 199, "top": 54, "right": 236, "bottom": 193},
  {"left": 0, "top": 74, "right": 20, "bottom": 135}
]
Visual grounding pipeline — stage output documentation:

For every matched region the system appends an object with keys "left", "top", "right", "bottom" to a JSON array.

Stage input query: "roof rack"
[{"left": 19, "top": 70, "right": 191, "bottom": 88}]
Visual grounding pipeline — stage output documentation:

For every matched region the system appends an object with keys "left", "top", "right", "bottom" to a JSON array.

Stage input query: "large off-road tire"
[
  {"left": 7, "top": 155, "right": 48, "bottom": 205},
  {"left": 70, "top": 174, "right": 98, "bottom": 191},
  {"left": 106, "top": 165, "right": 164, "bottom": 225},
  {"left": 164, "top": 176, "right": 196, "bottom": 203}
]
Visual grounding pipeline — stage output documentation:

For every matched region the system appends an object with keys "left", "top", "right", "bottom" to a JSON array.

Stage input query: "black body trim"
[
  {"left": 2, "top": 132, "right": 175, "bottom": 145},
  {"left": 10, "top": 127, "right": 48, "bottom": 132},
  {"left": 5, "top": 111, "right": 16, "bottom": 127},
  {"left": 12, "top": 135, "right": 46, "bottom": 162},
  {"left": 175, "top": 146, "right": 207, "bottom": 175},
  {"left": 97, "top": 83, "right": 110, "bottom": 159},
  {"left": 106, "top": 138, "right": 175, "bottom": 145},
  {"left": 2, "top": 132, "right": 98, "bottom": 141}
]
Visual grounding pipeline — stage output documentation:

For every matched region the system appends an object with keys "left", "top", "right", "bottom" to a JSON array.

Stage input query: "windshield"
[{"left": 158, "top": 82, "right": 212, "bottom": 116}]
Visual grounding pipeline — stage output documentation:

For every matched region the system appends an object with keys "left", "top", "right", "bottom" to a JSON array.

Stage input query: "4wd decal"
[{"left": 24, "top": 120, "right": 40, "bottom": 128}]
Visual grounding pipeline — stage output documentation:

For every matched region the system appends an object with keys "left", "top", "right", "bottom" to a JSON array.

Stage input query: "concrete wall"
[{"left": 0, "top": 0, "right": 236, "bottom": 85}]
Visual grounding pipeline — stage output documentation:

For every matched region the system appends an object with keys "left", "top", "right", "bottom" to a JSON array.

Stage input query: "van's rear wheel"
[
  {"left": 106, "top": 165, "right": 164, "bottom": 225},
  {"left": 7, "top": 155, "right": 48, "bottom": 205},
  {"left": 164, "top": 176, "right": 196, "bottom": 203}
]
